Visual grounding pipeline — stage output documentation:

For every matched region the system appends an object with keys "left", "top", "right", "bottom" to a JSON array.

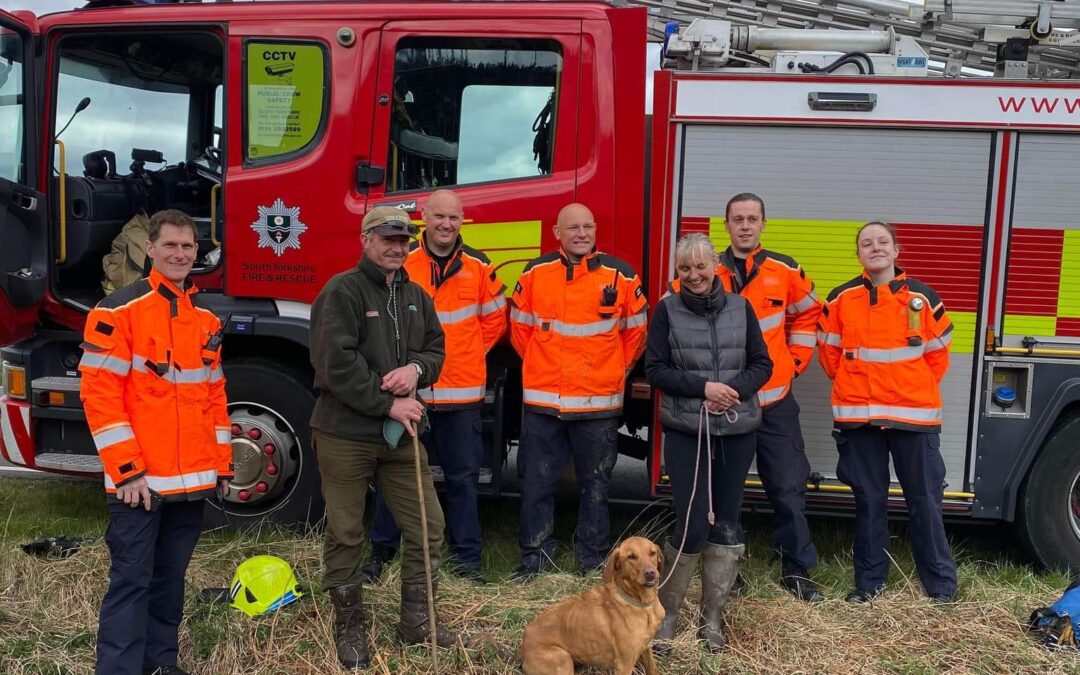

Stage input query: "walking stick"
[{"left": 411, "top": 417, "right": 439, "bottom": 673}]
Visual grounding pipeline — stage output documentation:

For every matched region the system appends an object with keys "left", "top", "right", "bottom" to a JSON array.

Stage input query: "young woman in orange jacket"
[{"left": 818, "top": 221, "right": 957, "bottom": 604}]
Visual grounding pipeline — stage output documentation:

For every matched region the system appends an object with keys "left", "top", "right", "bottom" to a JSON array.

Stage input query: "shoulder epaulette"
[
  {"left": 520, "top": 251, "right": 562, "bottom": 274},
  {"left": 903, "top": 277, "right": 944, "bottom": 308},
  {"left": 97, "top": 278, "right": 153, "bottom": 310},
  {"left": 826, "top": 276, "right": 865, "bottom": 303},
  {"left": 596, "top": 253, "right": 640, "bottom": 280},
  {"left": 460, "top": 244, "right": 493, "bottom": 265},
  {"left": 761, "top": 249, "right": 800, "bottom": 271}
]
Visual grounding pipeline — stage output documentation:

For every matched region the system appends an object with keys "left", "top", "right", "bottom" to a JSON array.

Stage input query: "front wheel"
[
  {"left": 1018, "top": 414, "right": 1080, "bottom": 572},
  {"left": 205, "top": 357, "right": 322, "bottom": 530}
]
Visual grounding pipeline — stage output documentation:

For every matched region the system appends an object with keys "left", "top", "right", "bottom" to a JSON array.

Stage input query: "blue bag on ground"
[{"left": 1029, "top": 578, "right": 1080, "bottom": 650}]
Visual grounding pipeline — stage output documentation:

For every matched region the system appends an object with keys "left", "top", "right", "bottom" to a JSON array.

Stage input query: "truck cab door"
[{"left": 0, "top": 12, "right": 46, "bottom": 345}]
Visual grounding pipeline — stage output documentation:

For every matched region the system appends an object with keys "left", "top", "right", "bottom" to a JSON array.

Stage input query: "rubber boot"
[
  {"left": 699, "top": 543, "right": 744, "bottom": 653},
  {"left": 329, "top": 583, "right": 370, "bottom": 669},
  {"left": 397, "top": 582, "right": 464, "bottom": 648},
  {"left": 652, "top": 541, "right": 700, "bottom": 657}
]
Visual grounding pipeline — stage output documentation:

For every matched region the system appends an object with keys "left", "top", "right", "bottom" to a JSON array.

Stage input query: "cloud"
[{"left": 0, "top": 0, "right": 81, "bottom": 14}]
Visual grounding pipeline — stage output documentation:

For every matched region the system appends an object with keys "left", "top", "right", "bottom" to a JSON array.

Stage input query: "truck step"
[
  {"left": 35, "top": 453, "right": 102, "bottom": 473},
  {"left": 31, "top": 376, "right": 81, "bottom": 393}
]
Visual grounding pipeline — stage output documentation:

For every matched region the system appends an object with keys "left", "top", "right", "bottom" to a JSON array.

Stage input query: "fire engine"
[{"left": 2, "top": 0, "right": 1080, "bottom": 570}]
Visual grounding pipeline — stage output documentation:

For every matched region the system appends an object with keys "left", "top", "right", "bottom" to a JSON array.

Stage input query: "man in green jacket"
[{"left": 309, "top": 206, "right": 457, "bottom": 668}]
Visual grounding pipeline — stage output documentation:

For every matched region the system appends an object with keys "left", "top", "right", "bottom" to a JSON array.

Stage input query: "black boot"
[
  {"left": 397, "top": 582, "right": 464, "bottom": 648},
  {"left": 360, "top": 544, "right": 396, "bottom": 585},
  {"left": 653, "top": 541, "right": 699, "bottom": 657},
  {"left": 330, "top": 584, "right": 370, "bottom": 669},
  {"left": 699, "top": 543, "right": 743, "bottom": 653}
]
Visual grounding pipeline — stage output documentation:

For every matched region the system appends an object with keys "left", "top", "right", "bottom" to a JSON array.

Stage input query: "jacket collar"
[
  {"left": 358, "top": 254, "right": 408, "bottom": 286},
  {"left": 148, "top": 267, "right": 196, "bottom": 301},
  {"left": 861, "top": 266, "right": 907, "bottom": 292},
  {"left": 558, "top": 248, "right": 602, "bottom": 280},
  {"left": 417, "top": 233, "right": 464, "bottom": 287},
  {"left": 718, "top": 245, "right": 766, "bottom": 293}
]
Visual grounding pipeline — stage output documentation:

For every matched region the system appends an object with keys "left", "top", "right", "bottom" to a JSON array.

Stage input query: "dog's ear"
[
  {"left": 602, "top": 547, "right": 621, "bottom": 584},
  {"left": 654, "top": 543, "right": 665, "bottom": 574}
]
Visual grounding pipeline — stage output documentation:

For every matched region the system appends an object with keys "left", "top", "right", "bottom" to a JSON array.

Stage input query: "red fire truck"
[{"left": 3, "top": 0, "right": 1080, "bottom": 570}]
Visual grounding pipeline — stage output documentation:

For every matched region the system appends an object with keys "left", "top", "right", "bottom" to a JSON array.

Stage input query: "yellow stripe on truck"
[
  {"left": 461, "top": 220, "right": 542, "bottom": 296},
  {"left": 708, "top": 217, "right": 976, "bottom": 354},
  {"left": 1059, "top": 231, "right": 1080, "bottom": 318}
]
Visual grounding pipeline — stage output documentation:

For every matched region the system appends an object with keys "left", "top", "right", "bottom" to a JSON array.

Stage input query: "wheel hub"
[{"left": 223, "top": 402, "right": 299, "bottom": 507}]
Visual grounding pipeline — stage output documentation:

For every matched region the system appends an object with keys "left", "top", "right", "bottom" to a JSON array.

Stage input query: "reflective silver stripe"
[
  {"left": 788, "top": 333, "right": 816, "bottom": 348},
  {"left": 210, "top": 367, "right": 224, "bottom": 383},
  {"left": 818, "top": 331, "right": 842, "bottom": 347},
  {"left": 104, "top": 469, "right": 219, "bottom": 491},
  {"left": 480, "top": 296, "right": 507, "bottom": 316},
  {"left": 510, "top": 308, "right": 534, "bottom": 326},
  {"left": 132, "top": 355, "right": 213, "bottom": 385},
  {"left": 427, "top": 385, "right": 486, "bottom": 402},
  {"left": 79, "top": 351, "right": 131, "bottom": 376},
  {"left": 93, "top": 423, "right": 135, "bottom": 451},
  {"left": 523, "top": 388, "right": 623, "bottom": 409},
  {"left": 926, "top": 328, "right": 954, "bottom": 353},
  {"left": 757, "top": 386, "right": 787, "bottom": 405},
  {"left": 832, "top": 404, "right": 941, "bottom": 423},
  {"left": 553, "top": 318, "right": 618, "bottom": 337},
  {"left": 787, "top": 293, "right": 818, "bottom": 314},
  {"left": 620, "top": 311, "right": 647, "bottom": 330},
  {"left": 216, "top": 428, "right": 232, "bottom": 444},
  {"left": 418, "top": 387, "right": 434, "bottom": 399},
  {"left": 856, "top": 345, "right": 925, "bottom": 363},
  {"left": 438, "top": 305, "right": 480, "bottom": 325},
  {"left": 757, "top": 311, "right": 785, "bottom": 332}
]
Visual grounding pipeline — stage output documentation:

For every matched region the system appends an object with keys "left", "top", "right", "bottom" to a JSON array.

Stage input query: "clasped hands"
[{"left": 704, "top": 381, "right": 740, "bottom": 413}]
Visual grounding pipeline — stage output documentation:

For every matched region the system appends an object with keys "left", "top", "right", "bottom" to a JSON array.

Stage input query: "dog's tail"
[{"left": 469, "top": 632, "right": 520, "bottom": 665}]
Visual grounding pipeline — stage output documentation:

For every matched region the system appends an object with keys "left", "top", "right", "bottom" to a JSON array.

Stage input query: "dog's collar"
[{"left": 615, "top": 585, "right": 651, "bottom": 609}]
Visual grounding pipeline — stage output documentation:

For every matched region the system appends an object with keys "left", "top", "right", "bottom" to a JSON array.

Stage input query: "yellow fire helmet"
[{"left": 229, "top": 555, "right": 304, "bottom": 617}]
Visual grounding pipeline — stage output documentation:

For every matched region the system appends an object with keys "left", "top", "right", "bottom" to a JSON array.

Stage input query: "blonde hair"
[{"left": 674, "top": 232, "right": 717, "bottom": 267}]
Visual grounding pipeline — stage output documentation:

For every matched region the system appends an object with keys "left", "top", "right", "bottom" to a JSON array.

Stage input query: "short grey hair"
[{"left": 674, "top": 232, "right": 717, "bottom": 267}]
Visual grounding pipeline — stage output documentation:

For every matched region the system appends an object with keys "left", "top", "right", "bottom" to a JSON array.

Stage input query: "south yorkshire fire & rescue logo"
[{"left": 251, "top": 199, "right": 308, "bottom": 257}]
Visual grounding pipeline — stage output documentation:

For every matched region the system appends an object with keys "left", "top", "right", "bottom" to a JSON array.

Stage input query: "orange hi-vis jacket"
[
  {"left": 670, "top": 246, "right": 820, "bottom": 407},
  {"left": 79, "top": 268, "right": 234, "bottom": 499},
  {"left": 406, "top": 234, "right": 507, "bottom": 409},
  {"left": 817, "top": 269, "right": 953, "bottom": 432},
  {"left": 510, "top": 249, "right": 648, "bottom": 419}
]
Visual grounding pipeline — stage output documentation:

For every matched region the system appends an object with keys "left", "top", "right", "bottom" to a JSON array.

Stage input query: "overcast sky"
[{"left": 2, "top": 0, "right": 81, "bottom": 13}]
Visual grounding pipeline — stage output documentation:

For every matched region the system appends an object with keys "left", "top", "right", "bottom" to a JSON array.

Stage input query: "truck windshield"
[{"left": 0, "top": 26, "right": 25, "bottom": 183}]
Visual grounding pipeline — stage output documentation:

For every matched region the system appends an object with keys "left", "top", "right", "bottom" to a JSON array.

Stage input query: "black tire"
[
  {"left": 1018, "top": 414, "right": 1080, "bottom": 572},
  {"left": 204, "top": 357, "right": 322, "bottom": 530}
]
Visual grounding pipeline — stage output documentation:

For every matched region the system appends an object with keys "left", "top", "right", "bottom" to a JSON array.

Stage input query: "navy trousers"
[
  {"left": 96, "top": 498, "right": 204, "bottom": 675},
  {"left": 518, "top": 412, "right": 619, "bottom": 570},
  {"left": 835, "top": 426, "right": 957, "bottom": 597},
  {"left": 757, "top": 394, "right": 818, "bottom": 574},
  {"left": 369, "top": 408, "right": 484, "bottom": 569},
  {"left": 665, "top": 428, "right": 757, "bottom": 553}
]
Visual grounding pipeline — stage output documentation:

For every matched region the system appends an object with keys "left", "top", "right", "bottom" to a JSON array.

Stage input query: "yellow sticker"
[{"left": 246, "top": 43, "right": 325, "bottom": 159}]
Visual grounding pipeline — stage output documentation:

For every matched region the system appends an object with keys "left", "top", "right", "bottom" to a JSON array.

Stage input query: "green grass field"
[{"left": 2, "top": 477, "right": 1080, "bottom": 674}]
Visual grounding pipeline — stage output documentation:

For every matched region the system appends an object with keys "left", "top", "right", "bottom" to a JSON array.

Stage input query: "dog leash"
[{"left": 658, "top": 401, "right": 737, "bottom": 589}]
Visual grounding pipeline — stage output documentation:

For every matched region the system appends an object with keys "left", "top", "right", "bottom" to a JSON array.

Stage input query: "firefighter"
[
  {"left": 645, "top": 233, "right": 772, "bottom": 654},
  {"left": 79, "top": 209, "right": 234, "bottom": 675},
  {"left": 362, "top": 189, "right": 507, "bottom": 586},
  {"left": 309, "top": 206, "right": 460, "bottom": 669},
  {"left": 818, "top": 220, "right": 957, "bottom": 604},
  {"left": 509, "top": 202, "right": 649, "bottom": 581},
  {"left": 670, "top": 193, "right": 824, "bottom": 601}
]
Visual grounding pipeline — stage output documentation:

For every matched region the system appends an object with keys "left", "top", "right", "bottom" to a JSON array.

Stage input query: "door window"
[
  {"left": 0, "top": 25, "right": 25, "bottom": 183},
  {"left": 387, "top": 37, "right": 562, "bottom": 193},
  {"left": 243, "top": 41, "right": 328, "bottom": 163}
]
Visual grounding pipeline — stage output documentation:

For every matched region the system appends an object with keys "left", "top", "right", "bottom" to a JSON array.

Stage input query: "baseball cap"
[{"left": 362, "top": 206, "right": 419, "bottom": 238}]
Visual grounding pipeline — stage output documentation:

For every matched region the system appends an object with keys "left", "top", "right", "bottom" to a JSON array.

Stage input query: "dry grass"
[{"left": 2, "top": 479, "right": 1080, "bottom": 674}]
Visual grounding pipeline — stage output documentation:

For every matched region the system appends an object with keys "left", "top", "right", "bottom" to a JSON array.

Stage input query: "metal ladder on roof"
[{"left": 626, "top": 0, "right": 1080, "bottom": 77}]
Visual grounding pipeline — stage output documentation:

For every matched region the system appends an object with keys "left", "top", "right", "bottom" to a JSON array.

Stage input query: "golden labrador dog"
[{"left": 520, "top": 536, "right": 665, "bottom": 675}]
